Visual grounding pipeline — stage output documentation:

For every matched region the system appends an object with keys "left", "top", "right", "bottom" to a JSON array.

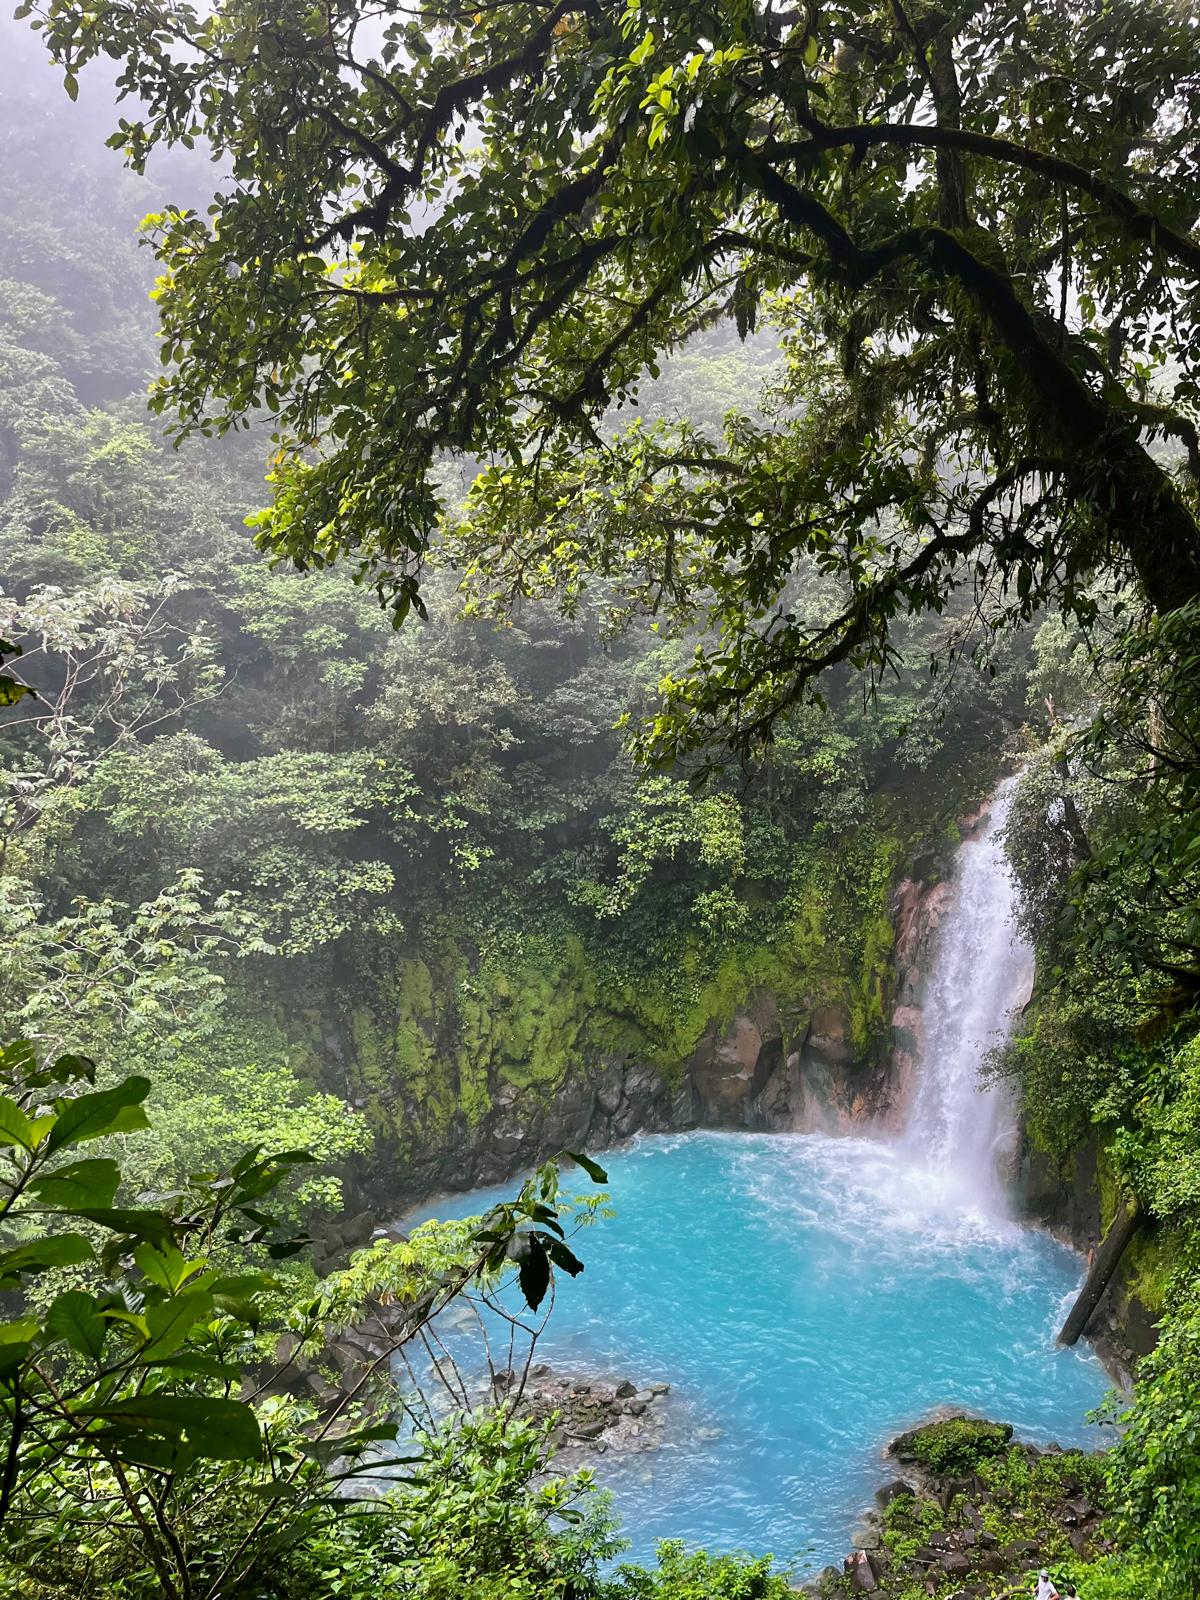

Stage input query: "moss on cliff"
[{"left": 285, "top": 818, "right": 910, "bottom": 1171}]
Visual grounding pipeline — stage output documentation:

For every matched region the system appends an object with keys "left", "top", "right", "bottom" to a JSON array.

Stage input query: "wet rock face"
[
  {"left": 1015, "top": 1133, "right": 1160, "bottom": 1376},
  {"left": 683, "top": 990, "right": 900, "bottom": 1135},
  {"left": 361, "top": 1053, "right": 693, "bottom": 1211}
]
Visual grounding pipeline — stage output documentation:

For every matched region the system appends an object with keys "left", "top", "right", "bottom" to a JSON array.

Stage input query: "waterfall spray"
[{"left": 898, "top": 777, "right": 1033, "bottom": 1212}]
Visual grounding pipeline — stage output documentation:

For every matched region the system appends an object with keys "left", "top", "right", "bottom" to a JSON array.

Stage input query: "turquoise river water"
[
  {"left": 405, "top": 785, "right": 1114, "bottom": 1571},
  {"left": 408, "top": 1129, "right": 1113, "bottom": 1572}
]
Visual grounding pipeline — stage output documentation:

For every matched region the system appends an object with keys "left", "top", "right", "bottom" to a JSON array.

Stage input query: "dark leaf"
[
  {"left": 517, "top": 1234, "right": 550, "bottom": 1311},
  {"left": 564, "top": 1151, "right": 608, "bottom": 1183},
  {"left": 546, "top": 1238, "right": 584, "bottom": 1277}
]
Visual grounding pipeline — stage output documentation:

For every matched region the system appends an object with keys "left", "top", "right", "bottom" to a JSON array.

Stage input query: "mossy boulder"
[{"left": 890, "top": 1416, "right": 1014, "bottom": 1476}]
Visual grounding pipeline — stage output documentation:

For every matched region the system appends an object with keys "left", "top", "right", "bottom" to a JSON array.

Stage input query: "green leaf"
[
  {"left": 565, "top": 1151, "right": 608, "bottom": 1184},
  {"left": 45, "top": 1290, "right": 107, "bottom": 1363},
  {"left": 79, "top": 1395, "right": 261, "bottom": 1462},
  {"left": 0, "top": 1234, "right": 94, "bottom": 1279},
  {"left": 47, "top": 1078, "right": 151, "bottom": 1152},
  {"left": 28, "top": 1158, "right": 120, "bottom": 1209},
  {"left": 141, "top": 1294, "right": 213, "bottom": 1359},
  {"left": 133, "top": 1242, "right": 193, "bottom": 1292},
  {"left": 0, "top": 1095, "right": 34, "bottom": 1152},
  {"left": 0, "top": 1319, "right": 38, "bottom": 1379}
]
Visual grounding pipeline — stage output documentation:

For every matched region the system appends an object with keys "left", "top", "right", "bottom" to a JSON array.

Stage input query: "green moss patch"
[{"left": 891, "top": 1416, "right": 1015, "bottom": 1475}]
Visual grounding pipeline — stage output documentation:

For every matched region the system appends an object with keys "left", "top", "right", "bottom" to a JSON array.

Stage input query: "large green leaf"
[
  {"left": 79, "top": 1394, "right": 262, "bottom": 1462},
  {"left": 28, "top": 1158, "right": 120, "bottom": 1210},
  {"left": 47, "top": 1078, "right": 151, "bottom": 1153},
  {"left": 45, "top": 1290, "right": 107, "bottom": 1363},
  {"left": 0, "top": 1234, "right": 94, "bottom": 1280},
  {"left": 0, "top": 1095, "right": 34, "bottom": 1152},
  {"left": 0, "top": 1319, "right": 38, "bottom": 1379}
]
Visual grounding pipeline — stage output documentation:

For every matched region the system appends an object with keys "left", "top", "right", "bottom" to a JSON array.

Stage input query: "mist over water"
[{"left": 410, "top": 785, "right": 1111, "bottom": 1569}]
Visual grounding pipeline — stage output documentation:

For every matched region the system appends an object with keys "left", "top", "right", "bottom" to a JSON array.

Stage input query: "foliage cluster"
[
  {"left": 897, "top": 1417, "right": 1013, "bottom": 1476},
  {"left": 0, "top": 11, "right": 1024, "bottom": 1188},
  {"left": 861, "top": 1444, "right": 1119, "bottom": 1600}
]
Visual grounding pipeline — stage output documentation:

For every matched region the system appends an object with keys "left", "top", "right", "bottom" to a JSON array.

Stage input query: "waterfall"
[{"left": 898, "top": 776, "right": 1033, "bottom": 1212}]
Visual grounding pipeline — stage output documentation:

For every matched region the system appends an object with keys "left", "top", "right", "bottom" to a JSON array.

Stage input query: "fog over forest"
[{"left": 1, "top": 2, "right": 1200, "bottom": 1597}]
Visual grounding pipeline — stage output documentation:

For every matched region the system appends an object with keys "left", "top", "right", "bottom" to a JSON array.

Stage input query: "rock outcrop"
[
  {"left": 1017, "top": 1134, "right": 1160, "bottom": 1379},
  {"left": 811, "top": 1414, "right": 1111, "bottom": 1600},
  {"left": 682, "top": 990, "right": 898, "bottom": 1134}
]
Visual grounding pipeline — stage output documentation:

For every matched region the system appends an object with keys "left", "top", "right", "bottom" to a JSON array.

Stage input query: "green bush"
[
  {"left": 609, "top": 1541, "right": 796, "bottom": 1600},
  {"left": 897, "top": 1417, "right": 1014, "bottom": 1475}
]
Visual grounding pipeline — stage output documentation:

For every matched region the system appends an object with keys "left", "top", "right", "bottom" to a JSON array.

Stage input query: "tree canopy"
[{"left": 24, "top": 0, "right": 1200, "bottom": 756}]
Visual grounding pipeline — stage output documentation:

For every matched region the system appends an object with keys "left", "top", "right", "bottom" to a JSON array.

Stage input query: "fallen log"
[{"left": 1058, "top": 1198, "right": 1143, "bottom": 1347}]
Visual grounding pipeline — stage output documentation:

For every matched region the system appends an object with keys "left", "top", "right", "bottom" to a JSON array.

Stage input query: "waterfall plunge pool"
[{"left": 406, "top": 1130, "right": 1113, "bottom": 1573}]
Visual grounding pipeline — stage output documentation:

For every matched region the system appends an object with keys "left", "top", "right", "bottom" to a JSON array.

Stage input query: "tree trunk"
[{"left": 1058, "top": 1198, "right": 1143, "bottom": 1347}]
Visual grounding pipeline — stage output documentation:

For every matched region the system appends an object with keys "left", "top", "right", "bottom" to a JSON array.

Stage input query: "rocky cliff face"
[
  {"left": 679, "top": 987, "right": 901, "bottom": 1134},
  {"left": 1018, "top": 1134, "right": 1161, "bottom": 1378},
  {"left": 334, "top": 844, "right": 955, "bottom": 1213}
]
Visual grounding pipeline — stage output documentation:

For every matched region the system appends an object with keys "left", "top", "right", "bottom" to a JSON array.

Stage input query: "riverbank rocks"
[
  {"left": 504, "top": 1368, "right": 674, "bottom": 1463},
  {"left": 808, "top": 1414, "right": 1110, "bottom": 1600}
]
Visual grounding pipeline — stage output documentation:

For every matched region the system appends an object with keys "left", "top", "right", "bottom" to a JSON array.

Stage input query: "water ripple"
[{"left": 407, "top": 1129, "right": 1113, "bottom": 1572}]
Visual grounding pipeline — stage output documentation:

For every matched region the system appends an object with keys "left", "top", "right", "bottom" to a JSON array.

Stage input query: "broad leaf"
[
  {"left": 0, "top": 1319, "right": 38, "bottom": 1379},
  {"left": 45, "top": 1290, "right": 107, "bottom": 1363},
  {"left": 29, "top": 1158, "right": 120, "bottom": 1210},
  {"left": 0, "top": 1095, "right": 34, "bottom": 1152},
  {"left": 141, "top": 1294, "right": 213, "bottom": 1359},
  {"left": 47, "top": 1078, "right": 151, "bottom": 1152},
  {"left": 79, "top": 1394, "right": 261, "bottom": 1462}
]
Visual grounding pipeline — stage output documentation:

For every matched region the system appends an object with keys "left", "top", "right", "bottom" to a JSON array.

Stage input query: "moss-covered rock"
[
  {"left": 264, "top": 818, "right": 924, "bottom": 1204},
  {"left": 816, "top": 1431, "right": 1112, "bottom": 1600},
  {"left": 890, "top": 1415, "right": 1015, "bottom": 1476}
]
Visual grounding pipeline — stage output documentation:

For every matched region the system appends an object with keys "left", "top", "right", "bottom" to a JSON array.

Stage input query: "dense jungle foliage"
[{"left": 2, "top": 0, "right": 1200, "bottom": 1594}]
